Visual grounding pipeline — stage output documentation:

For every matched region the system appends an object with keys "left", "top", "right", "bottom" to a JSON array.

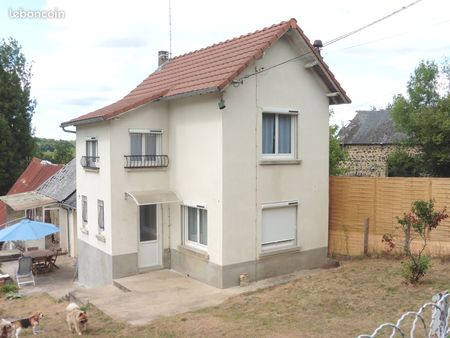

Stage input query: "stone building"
[{"left": 338, "top": 110, "right": 408, "bottom": 177}]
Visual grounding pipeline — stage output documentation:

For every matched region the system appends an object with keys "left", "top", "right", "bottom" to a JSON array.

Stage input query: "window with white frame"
[
  {"left": 97, "top": 199, "right": 104, "bottom": 232},
  {"left": 182, "top": 205, "right": 207, "bottom": 249},
  {"left": 130, "top": 129, "right": 161, "bottom": 156},
  {"left": 83, "top": 138, "right": 99, "bottom": 168},
  {"left": 262, "top": 202, "right": 298, "bottom": 250},
  {"left": 82, "top": 195, "right": 88, "bottom": 224},
  {"left": 262, "top": 111, "right": 297, "bottom": 158}
]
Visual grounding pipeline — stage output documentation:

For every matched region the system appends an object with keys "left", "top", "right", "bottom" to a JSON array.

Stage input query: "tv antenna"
[{"left": 169, "top": 0, "right": 172, "bottom": 58}]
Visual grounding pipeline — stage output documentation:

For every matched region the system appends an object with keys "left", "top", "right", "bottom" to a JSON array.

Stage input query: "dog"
[
  {"left": 66, "top": 303, "right": 88, "bottom": 336},
  {"left": 10, "top": 313, "right": 43, "bottom": 337},
  {"left": 0, "top": 319, "right": 14, "bottom": 338}
]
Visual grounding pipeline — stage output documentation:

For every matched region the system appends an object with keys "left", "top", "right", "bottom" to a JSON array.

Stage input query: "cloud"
[
  {"left": 61, "top": 96, "right": 109, "bottom": 106},
  {"left": 96, "top": 37, "right": 147, "bottom": 48}
]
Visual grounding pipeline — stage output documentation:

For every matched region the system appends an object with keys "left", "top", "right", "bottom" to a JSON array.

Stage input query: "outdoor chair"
[
  {"left": 16, "top": 256, "right": 35, "bottom": 288},
  {"left": 49, "top": 248, "right": 61, "bottom": 270}
]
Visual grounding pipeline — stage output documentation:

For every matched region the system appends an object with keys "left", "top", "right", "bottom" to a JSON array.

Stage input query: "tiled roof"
[
  {"left": 0, "top": 158, "right": 63, "bottom": 227},
  {"left": 62, "top": 18, "right": 350, "bottom": 127},
  {"left": 338, "top": 110, "right": 407, "bottom": 145}
]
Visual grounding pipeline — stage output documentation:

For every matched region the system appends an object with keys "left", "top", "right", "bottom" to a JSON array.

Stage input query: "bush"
[
  {"left": 387, "top": 148, "right": 423, "bottom": 177},
  {"left": 401, "top": 255, "right": 430, "bottom": 284}
]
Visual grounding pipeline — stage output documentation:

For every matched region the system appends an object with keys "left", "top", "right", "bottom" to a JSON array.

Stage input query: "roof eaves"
[
  {"left": 60, "top": 116, "right": 104, "bottom": 128},
  {"left": 158, "top": 87, "right": 220, "bottom": 101}
]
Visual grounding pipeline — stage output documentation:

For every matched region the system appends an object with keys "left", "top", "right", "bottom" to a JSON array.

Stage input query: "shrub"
[{"left": 401, "top": 255, "right": 430, "bottom": 284}]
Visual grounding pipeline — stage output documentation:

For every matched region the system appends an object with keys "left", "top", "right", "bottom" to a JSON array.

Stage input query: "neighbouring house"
[
  {"left": 0, "top": 158, "right": 62, "bottom": 229},
  {"left": 338, "top": 109, "right": 411, "bottom": 176},
  {"left": 0, "top": 159, "right": 77, "bottom": 256},
  {"left": 60, "top": 18, "right": 350, "bottom": 288}
]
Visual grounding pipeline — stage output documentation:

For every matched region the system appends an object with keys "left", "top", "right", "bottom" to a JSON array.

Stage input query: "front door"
[{"left": 138, "top": 204, "right": 161, "bottom": 268}]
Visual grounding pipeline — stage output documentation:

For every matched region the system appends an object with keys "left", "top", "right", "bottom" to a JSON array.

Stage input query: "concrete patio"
[{"left": 1, "top": 254, "right": 327, "bottom": 326}]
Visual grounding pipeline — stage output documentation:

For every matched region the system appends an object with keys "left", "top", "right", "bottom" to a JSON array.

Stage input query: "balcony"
[
  {"left": 81, "top": 156, "right": 100, "bottom": 169},
  {"left": 124, "top": 155, "right": 169, "bottom": 169}
]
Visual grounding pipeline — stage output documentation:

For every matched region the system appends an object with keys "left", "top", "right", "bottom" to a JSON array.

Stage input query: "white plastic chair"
[{"left": 16, "top": 256, "right": 35, "bottom": 288}]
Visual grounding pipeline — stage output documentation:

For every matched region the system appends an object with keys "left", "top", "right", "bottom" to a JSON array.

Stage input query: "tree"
[
  {"left": 34, "top": 137, "right": 75, "bottom": 164},
  {"left": 0, "top": 38, "right": 35, "bottom": 195},
  {"left": 386, "top": 148, "right": 423, "bottom": 177},
  {"left": 329, "top": 111, "right": 347, "bottom": 175},
  {"left": 390, "top": 60, "right": 450, "bottom": 176}
]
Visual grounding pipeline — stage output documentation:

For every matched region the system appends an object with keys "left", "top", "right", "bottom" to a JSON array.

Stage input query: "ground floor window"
[
  {"left": 140, "top": 204, "right": 157, "bottom": 241},
  {"left": 182, "top": 205, "right": 207, "bottom": 248},
  {"left": 262, "top": 203, "right": 297, "bottom": 250},
  {"left": 97, "top": 200, "right": 104, "bottom": 232}
]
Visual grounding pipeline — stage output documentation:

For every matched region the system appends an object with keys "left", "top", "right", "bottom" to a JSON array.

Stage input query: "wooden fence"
[{"left": 329, "top": 177, "right": 450, "bottom": 256}]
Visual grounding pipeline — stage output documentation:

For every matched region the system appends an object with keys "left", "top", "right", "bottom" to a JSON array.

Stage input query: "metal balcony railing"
[
  {"left": 80, "top": 156, "right": 100, "bottom": 169},
  {"left": 124, "top": 155, "right": 169, "bottom": 168}
]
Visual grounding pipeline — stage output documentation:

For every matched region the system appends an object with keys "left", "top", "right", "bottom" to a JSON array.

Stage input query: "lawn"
[{"left": 0, "top": 257, "right": 449, "bottom": 337}]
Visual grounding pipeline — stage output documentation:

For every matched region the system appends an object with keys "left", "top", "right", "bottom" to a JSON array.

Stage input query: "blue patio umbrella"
[{"left": 0, "top": 219, "right": 60, "bottom": 242}]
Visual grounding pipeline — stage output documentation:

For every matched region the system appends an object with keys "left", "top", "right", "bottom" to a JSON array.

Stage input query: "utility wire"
[
  {"left": 323, "top": 0, "right": 423, "bottom": 46},
  {"left": 239, "top": 0, "right": 425, "bottom": 81}
]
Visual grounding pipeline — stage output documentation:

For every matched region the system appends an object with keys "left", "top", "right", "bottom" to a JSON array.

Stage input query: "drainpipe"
[{"left": 61, "top": 126, "right": 76, "bottom": 134}]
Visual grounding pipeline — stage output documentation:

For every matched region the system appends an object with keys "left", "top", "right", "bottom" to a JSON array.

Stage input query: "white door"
[{"left": 138, "top": 204, "right": 161, "bottom": 268}]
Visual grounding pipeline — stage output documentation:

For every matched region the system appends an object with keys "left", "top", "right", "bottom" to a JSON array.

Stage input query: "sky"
[{"left": 0, "top": 0, "right": 449, "bottom": 140}]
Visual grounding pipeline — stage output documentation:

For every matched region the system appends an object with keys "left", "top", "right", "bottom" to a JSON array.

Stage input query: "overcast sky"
[{"left": 1, "top": 0, "right": 449, "bottom": 140}]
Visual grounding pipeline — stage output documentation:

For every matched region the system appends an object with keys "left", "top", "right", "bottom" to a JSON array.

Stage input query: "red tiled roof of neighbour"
[
  {"left": 0, "top": 158, "right": 62, "bottom": 227},
  {"left": 62, "top": 18, "right": 350, "bottom": 127}
]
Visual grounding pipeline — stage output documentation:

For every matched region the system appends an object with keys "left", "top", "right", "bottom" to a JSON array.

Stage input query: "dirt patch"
[{"left": 0, "top": 258, "right": 449, "bottom": 337}]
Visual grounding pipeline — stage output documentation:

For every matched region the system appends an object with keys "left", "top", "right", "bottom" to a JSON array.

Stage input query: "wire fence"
[{"left": 357, "top": 290, "right": 449, "bottom": 338}]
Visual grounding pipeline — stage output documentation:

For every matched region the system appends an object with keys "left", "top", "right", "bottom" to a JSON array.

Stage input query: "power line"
[
  {"left": 323, "top": 0, "right": 424, "bottom": 46},
  {"left": 239, "top": 0, "right": 424, "bottom": 81}
]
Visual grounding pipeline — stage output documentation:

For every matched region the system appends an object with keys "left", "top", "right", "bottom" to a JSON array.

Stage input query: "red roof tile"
[{"left": 62, "top": 18, "right": 350, "bottom": 127}]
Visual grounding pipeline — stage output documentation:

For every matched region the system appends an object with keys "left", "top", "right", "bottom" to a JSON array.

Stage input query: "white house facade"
[{"left": 61, "top": 19, "right": 350, "bottom": 288}]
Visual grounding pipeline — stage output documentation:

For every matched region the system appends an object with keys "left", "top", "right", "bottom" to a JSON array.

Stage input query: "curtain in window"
[
  {"left": 187, "top": 207, "right": 198, "bottom": 242},
  {"left": 86, "top": 140, "right": 97, "bottom": 157},
  {"left": 82, "top": 197, "right": 87, "bottom": 222},
  {"left": 98, "top": 200, "right": 104, "bottom": 231},
  {"left": 278, "top": 115, "right": 291, "bottom": 154},
  {"left": 130, "top": 133, "right": 142, "bottom": 156},
  {"left": 144, "top": 134, "right": 157, "bottom": 155},
  {"left": 199, "top": 209, "right": 207, "bottom": 245},
  {"left": 262, "top": 114, "right": 275, "bottom": 154}
]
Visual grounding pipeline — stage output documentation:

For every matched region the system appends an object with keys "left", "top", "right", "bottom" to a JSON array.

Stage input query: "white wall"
[
  {"left": 108, "top": 102, "right": 170, "bottom": 256},
  {"left": 76, "top": 123, "right": 112, "bottom": 254},
  {"left": 168, "top": 95, "right": 223, "bottom": 265},
  {"left": 222, "top": 35, "right": 330, "bottom": 265}
]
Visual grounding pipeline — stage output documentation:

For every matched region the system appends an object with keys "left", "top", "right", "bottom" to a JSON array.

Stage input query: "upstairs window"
[
  {"left": 82, "top": 138, "right": 99, "bottom": 169},
  {"left": 130, "top": 129, "right": 161, "bottom": 156},
  {"left": 262, "top": 112, "right": 297, "bottom": 158}
]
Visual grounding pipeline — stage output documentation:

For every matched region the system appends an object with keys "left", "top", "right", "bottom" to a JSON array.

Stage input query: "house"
[
  {"left": 60, "top": 18, "right": 350, "bottom": 288},
  {"left": 0, "top": 158, "right": 63, "bottom": 229},
  {"left": 0, "top": 159, "right": 77, "bottom": 255},
  {"left": 338, "top": 109, "right": 411, "bottom": 176}
]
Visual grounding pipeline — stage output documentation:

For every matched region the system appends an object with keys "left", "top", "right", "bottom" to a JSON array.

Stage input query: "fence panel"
[{"left": 329, "top": 177, "right": 450, "bottom": 256}]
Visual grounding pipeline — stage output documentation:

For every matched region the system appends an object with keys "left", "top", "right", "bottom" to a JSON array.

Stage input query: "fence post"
[
  {"left": 404, "top": 221, "right": 411, "bottom": 256},
  {"left": 364, "top": 218, "right": 369, "bottom": 256}
]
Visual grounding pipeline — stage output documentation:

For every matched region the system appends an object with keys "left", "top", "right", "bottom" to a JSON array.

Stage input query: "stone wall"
[{"left": 341, "top": 144, "right": 400, "bottom": 177}]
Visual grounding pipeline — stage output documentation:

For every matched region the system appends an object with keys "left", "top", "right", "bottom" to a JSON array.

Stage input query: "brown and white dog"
[
  {"left": 66, "top": 303, "right": 88, "bottom": 336},
  {"left": 10, "top": 313, "right": 43, "bottom": 337},
  {"left": 0, "top": 319, "right": 14, "bottom": 338}
]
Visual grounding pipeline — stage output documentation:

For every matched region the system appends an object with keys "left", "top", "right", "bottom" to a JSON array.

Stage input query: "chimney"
[
  {"left": 313, "top": 40, "right": 323, "bottom": 55},
  {"left": 158, "top": 50, "right": 169, "bottom": 66}
]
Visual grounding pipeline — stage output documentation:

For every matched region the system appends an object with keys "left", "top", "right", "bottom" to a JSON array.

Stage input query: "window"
[
  {"left": 182, "top": 205, "right": 207, "bottom": 248},
  {"left": 97, "top": 200, "right": 104, "bottom": 232},
  {"left": 82, "top": 138, "right": 99, "bottom": 168},
  {"left": 262, "top": 203, "right": 297, "bottom": 250},
  {"left": 130, "top": 130, "right": 161, "bottom": 156},
  {"left": 139, "top": 205, "right": 157, "bottom": 241},
  {"left": 82, "top": 196, "right": 88, "bottom": 224},
  {"left": 262, "top": 112, "right": 297, "bottom": 158}
]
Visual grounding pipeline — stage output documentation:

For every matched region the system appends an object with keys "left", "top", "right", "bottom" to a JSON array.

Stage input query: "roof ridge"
[{"left": 170, "top": 19, "right": 294, "bottom": 61}]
